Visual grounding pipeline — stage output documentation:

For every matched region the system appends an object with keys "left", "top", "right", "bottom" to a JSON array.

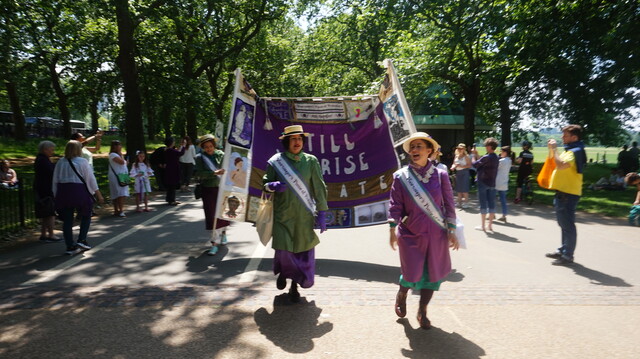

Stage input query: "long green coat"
[{"left": 263, "top": 151, "right": 328, "bottom": 253}]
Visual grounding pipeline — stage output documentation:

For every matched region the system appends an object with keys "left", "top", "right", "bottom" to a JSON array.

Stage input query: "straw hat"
[
  {"left": 198, "top": 134, "right": 216, "bottom": 148},
  {"left": 402, "top": 132, "right": 440, "bottom": 154},
  {"left": 279, "top": 125, "right": 309, "bottom": 140}
]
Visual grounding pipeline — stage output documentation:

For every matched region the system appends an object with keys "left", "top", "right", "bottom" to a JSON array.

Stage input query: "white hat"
[
  {"left": 279, "top": 125, "right": 309, "bottom": 140},
  {"left": 402, "top": 132, "right": 440, "bottom": 154}
]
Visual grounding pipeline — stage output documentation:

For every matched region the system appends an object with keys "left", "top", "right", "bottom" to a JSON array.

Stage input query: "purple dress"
[{"left": 388, "top": 161, "right": 456, "bottom": 285}]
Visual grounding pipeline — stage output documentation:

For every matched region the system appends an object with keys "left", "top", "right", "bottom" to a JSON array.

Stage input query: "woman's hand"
[
  {"left": 389, "top": 228, "right": 398, "bottom": 250},
  {"left": 95, "top": 191, "right": 105, "bottom": 205},
  {"left": 214, "top": 169, "right": 225, "bottom": 176},
  {"left": 448, "top": 231, "right": 459, "bottom": 250}
]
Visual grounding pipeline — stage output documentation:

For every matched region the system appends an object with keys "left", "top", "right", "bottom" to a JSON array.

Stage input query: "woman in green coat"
[{"left": 263, "top": 125, "right": 328, "bottom": 302}]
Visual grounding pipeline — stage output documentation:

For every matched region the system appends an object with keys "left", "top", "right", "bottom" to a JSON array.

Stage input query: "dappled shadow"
[
  {"left": 397, "top": 318, "right": 485, "bottom": 358},
  {"left": 0, "top": 289, "right": 264, "bottom": 358},
  {"left": 564, "top": 263, "right": 632, "bottom": 287},
  {"left": 254, "top": 295, "right": 333, "bottom": 353}
]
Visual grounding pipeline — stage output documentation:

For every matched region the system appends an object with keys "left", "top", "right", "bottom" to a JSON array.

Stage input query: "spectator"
[
  {"left": 52, "top": 140, "right": 104, "bottom": 255},
  {"left": 130, "top": 150, "right": 154, "bottom": 212},
  {"left": 617, "top": 145, "right": 634, "bottom": 175},
  {"left": 496, "top": 146, "right": 512, "bottom": 222},
  {"left": 108, "top": 140, "right": 130, "bottom": 217},
  {"left": 472, "top": 138, "right": 499, "bottom": 232},
  {"left": 514, "top": 140, "right": 534, "bottom": 203},
  {"left": 450, "top": 143, "right": 471, "bottom": 208},
  {"left": 590, "top": 168, "right": 625, "bottom": 190},
  {"left": 627, "top": 141, "right": 639, "bottom": 172},
  {"left": 34, "top": 141, "right": 61, "bottom": 242},
  {"left": 179, "top": 136, "right": 196, "bottom": 192},
  {"left": 0, "top": 160, "right": 18, "bottom": 189},
  {"left": 70, "top": 129, "right": 103, "bottom": 169},
  {"left": 149, "top": 144, "right": 167, "bottom": 191},
  {"left": 624, "top": 172, "right": 640, "bottom": 226},
  {"left": 545, "top": 124, "right": 587, "bottom": 266},
  {"left": 163, "top": 136, "right": 186, "bottom": 205}
]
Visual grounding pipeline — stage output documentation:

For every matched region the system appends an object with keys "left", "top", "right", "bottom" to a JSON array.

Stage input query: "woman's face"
[
  {"left": 288, "top": 135, "right": 304, "bottom": 155},
  {"left": 235, "top": 160, "right": 243, "bottom": 170},
  {"left": 137, "top": 152, "right": 146, "bottom": 162},
  {"left": 409, "top": 139, "right": 432, "bottom": 166},
  {"left": 500, "top": 150, "right": 508, "bottom": 158},
  {"left": 202, "top": 141, "right": 215, "bottom": 155},
  {"left": 44, "top": 146, "right": 55, "bottom": 157}
]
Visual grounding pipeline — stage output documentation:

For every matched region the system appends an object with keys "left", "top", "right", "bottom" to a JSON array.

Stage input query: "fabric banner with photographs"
[{"left": 215, "top": 62, "right": 416, "bottom": 228}]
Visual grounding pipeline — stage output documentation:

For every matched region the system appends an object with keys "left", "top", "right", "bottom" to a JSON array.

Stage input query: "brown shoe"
[{"left": 395, "top": 291, "right": 407, "bottom": 318}]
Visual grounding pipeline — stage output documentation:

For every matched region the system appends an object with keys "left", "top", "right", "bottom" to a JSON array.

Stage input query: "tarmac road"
[{"left": 1, "top": 192, "right": 639, "bottom": 358}]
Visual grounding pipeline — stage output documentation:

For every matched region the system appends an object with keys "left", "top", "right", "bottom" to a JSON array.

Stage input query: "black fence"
[{"left": 0, "top": 181, "right": 37, "bottom": 234}]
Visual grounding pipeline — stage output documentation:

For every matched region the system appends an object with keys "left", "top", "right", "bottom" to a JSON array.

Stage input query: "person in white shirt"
[
  {"left": 52, "top": 140, "right": 104, "bottom": 255},
  {"left": 496, "top": 146, "right": 513, "bottom": 222},
  {"left": 179, "top": 136, "right": 197, "bottom": 192}
]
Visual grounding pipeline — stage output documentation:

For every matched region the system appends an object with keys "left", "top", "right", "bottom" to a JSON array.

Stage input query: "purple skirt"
[
  {"left": 55, "top": 183, "right": 94, "bottom": 216},
  {"left": 273, "top": 248, "right": 315, "bottom": 288}
]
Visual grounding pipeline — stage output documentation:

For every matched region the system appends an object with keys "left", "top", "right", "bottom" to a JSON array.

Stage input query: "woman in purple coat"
[
  {"left": 163, "top": 136, "right": 186, "bottom": 205},
  {"left": 389, "top": 132, "right": 459, "bottom": 330}
]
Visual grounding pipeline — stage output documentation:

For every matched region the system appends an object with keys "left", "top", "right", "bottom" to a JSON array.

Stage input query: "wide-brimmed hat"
[
  {"left": 198, "top": 134, "right": 216, "bottom": 148},
  {"left": 402, "top": 132, "right": 440, "bottom": 154},
  {"left": 279, "top": 125, "right": 309, "bottom": 140}
]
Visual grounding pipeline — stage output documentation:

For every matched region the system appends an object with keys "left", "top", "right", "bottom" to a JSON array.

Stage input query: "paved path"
[{"left": 1, "top": 193, "right": 638, "bottom": 358}]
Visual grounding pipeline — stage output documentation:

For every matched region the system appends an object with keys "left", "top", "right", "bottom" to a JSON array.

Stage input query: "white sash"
[
  {"left": 269, "top": 153, "right": 316, "bottom": 214},
  {"left": 201, "top": 154, "right": 218, "bottom": 172},
  {"left": 398, "top": 167, "right": 446, "bottom": 230}
]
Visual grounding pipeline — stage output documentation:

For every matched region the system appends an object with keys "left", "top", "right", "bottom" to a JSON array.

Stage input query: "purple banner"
[{"left": 249, "top": 100, "right": 399, "bottom": 212}]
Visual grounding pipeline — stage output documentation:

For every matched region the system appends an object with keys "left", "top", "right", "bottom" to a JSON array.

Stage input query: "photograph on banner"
[
  {"left": 224, "top": 146, "right": 250, "bottom": 191},
  {"left": 325, "top": 207, "right": 353, "bottom": 228},
  {"left": 354, "top": 200, "right": 390, "bottom": 226},
  {"left": 293, "top": 101, "right": 346, "bottom": 122},
  {"left": 240, "top": 74, "right": 258, "bottom": 101},
  {"left": 344, "top": 99, "right": 379, "bottom": 124},
  {"left": 384, "top": 94, "right": 411, "bottom": 145},
  {"left": 217, "top": 190, "right": 247, "bottom": 222},
  {"left": 378, "top": 72, "right": 393, "bottom": 102},
  {"left": 228, "top": 98, "right": 254, "bottom": 148}
]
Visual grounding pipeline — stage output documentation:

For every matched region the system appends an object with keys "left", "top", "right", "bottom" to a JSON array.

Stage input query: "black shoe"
[
  {"left": 276, "top": 274, "right": 286, "bottom": 290},
  {"left": 551, "top": 256, "right": 574, "bottom": 266},
  {"left": 545, "top": 252, "right": 562, "bottom": 259},
  {"left": 288, "top": 283, "right": 301, "bottom": 303}
]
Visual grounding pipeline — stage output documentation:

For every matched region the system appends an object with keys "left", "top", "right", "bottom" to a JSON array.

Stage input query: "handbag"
[
  {"left": 255, "top": 192, "right": 274, "bottom": 246},
  {"left": 537, "top": 156, "right": 556, "bottom": 189},
  {"left": 110, "top": 165, "right": 130, "bottom": 187},
  {"left": 34, "top": 196, "right": 55, "bottom": 218},
  {"left": 194, "top": 184, "right": 202, "bottom": 199}
]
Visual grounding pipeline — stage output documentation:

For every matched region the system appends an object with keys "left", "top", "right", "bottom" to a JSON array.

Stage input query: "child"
[
  {"left": 130, "top": 150, "right": 154, "bottom": 212},
  {"left": 496, "top": 146, "right": 512, "bottom": 222}
]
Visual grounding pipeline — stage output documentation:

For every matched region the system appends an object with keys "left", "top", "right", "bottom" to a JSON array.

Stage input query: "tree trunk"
[
  {"left": 5, "top": 81, "right": 26, "bottom": 140},
  {"left": 114, "top": 0, "right": 145, "bottom": 153},
  {"left": 499, "top": 94, "right": 512, "bottom": 147},
  {"left": 89, "top": 97, "right": 100, "bottom": 134},
  {"left": 206, "top": 66, "right": 235, "bottom": 134},
  {"left": 47, "top": 61, "right": 72, "bottom": 138}
]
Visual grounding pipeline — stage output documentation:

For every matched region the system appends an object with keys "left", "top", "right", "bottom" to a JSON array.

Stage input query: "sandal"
[
  {"left": 417, "top": 309, "right": 431, "bottom": 330},
  {"left": 395, "top": 291, "right": 407, "bottom": 318}
]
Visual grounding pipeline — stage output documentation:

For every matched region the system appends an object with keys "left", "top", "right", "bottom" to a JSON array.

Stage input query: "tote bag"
[
  {"left": 255, "top": 192, "right": 274, "bottom": 246},
  {"left": 537, "top": 156, "right": 556, "bottom": 189}
]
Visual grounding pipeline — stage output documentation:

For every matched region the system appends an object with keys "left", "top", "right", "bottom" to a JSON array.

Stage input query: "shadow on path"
[
  {"left": 254, "top": 295, "right": 333, "bottom": 353},
  {"left": 566, "top": 263, "right": 632, "bottom": 287},
  {"left": 397, "top": 318, "right": 485, "bottom": 358}
]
